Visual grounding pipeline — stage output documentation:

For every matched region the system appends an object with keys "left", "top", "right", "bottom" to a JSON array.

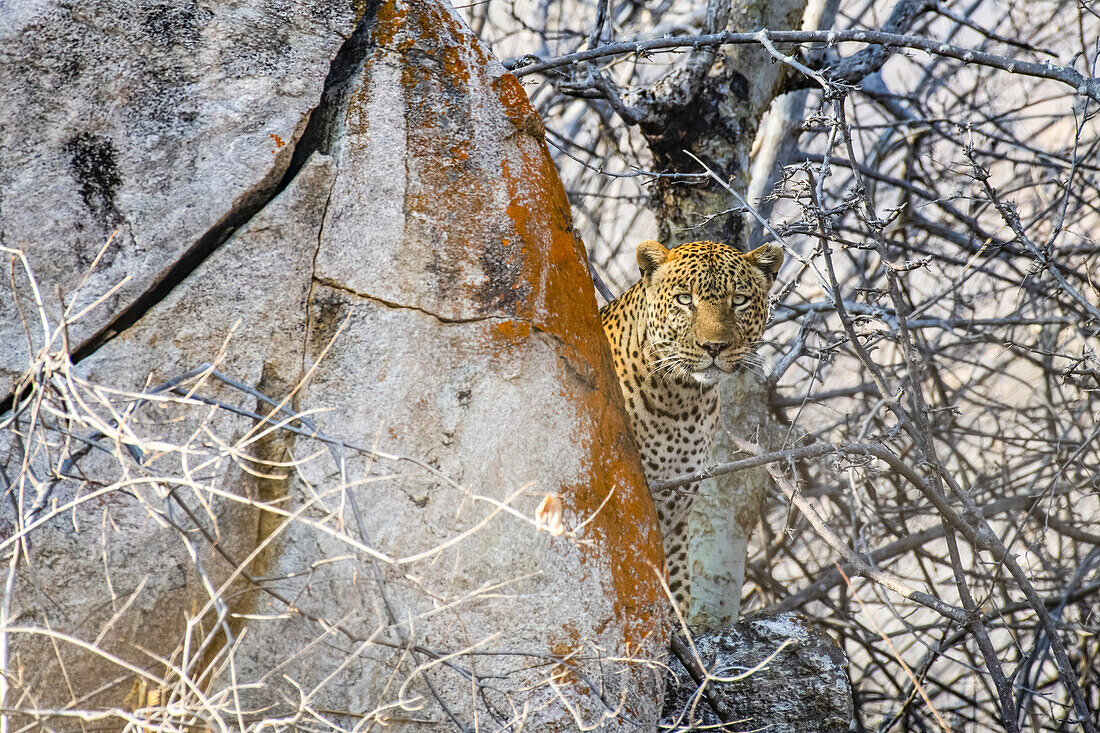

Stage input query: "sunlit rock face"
[{"left": 0, "top": 0, "right": 666, "bottom": 728}]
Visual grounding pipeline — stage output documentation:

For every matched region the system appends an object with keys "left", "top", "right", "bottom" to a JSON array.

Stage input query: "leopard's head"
[{"left": 637, "top": 239, "right": 783, "bottom": 385}]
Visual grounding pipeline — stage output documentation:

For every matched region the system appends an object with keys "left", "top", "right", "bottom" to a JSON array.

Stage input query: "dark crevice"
[
  {"left": 1, "top": 2, "right": 382, "bottom": 418},
  {"left": 301, "top": 176, "right": 337, "bottom": 379},
  {"left": 286, "top": 1, "right": 381, "bottom": 169}
]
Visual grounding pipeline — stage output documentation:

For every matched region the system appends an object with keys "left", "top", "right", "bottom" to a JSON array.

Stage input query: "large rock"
[{"left": 0, "top": 0, "right": 667, "bottom": 728}]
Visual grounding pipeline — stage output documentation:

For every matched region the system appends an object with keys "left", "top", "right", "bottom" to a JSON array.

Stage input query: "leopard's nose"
[{"left": 700, "top": 342, "right": 728, "bottom": 357}]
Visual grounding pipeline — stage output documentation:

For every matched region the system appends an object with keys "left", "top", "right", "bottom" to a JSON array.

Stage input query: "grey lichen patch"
[{"left": 139, "top": 1, "right": 210, "bottom": 50}]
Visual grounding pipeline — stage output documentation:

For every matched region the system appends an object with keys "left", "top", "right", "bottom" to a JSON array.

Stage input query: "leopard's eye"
[
  {"left": 675, "top": 293, "right": 693, "bottom": 307},
  {"left": 732, "top": 294, "right": 749, "bottom": 309}
]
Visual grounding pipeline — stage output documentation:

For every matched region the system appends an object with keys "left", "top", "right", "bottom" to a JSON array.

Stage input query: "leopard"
[{"left": 599, "top": 239, "right": 783, "bottom": 614}]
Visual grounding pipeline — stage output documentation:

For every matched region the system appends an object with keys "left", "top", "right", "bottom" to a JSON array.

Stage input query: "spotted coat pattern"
[{"left": 600, "top": 239, "right": 783, "bottom": 611}]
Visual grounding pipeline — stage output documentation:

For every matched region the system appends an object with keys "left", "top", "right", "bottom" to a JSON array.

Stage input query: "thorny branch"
[{"left": 507, "top": 29, "right": 1100, "bottom": 106}]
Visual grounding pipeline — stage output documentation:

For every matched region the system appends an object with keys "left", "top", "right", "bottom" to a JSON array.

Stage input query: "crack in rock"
[{"left": 313, "top": 276, "right": 499, "bottom": 325}]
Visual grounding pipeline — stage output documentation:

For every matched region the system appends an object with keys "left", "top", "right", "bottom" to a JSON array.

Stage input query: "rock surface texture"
[
  {"left": 0, "top": 0, "right": 666, "bottom": 729},
  {"left": 0, "top": 0, "right": 359, "bottom": 395},
  {"left": 662, "top": 613, "right": 854, "bottom": 732}
]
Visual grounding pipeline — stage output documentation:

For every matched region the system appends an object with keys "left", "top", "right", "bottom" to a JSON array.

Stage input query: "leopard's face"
[{"left": 638, "top": 240, "right": 783, "bottom": 385}]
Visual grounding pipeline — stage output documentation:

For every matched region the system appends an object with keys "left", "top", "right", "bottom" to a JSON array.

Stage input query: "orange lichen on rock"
[
  {"left": 496, "top": 319, "right": 531, "bottom": 340},
  {"left": 371, "top": 0, "right": 409, "bottom": 48},
  {"left": 494, "top": 73, "right": 546, "bottom": 139},
  {"left": 496, "top": 95, "right": 667, "bottom": 643}
]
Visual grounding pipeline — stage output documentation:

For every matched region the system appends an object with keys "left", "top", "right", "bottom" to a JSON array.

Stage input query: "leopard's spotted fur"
[{"left": 600, "top": 239, "right": 783, "bottom": 612}]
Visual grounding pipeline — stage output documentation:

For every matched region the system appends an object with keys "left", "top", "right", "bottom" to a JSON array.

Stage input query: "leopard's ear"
[
  {"left": 745, "top": 243, "right": 784, "bottom": 287},
  {"left": 637, "top": 239, "right": 670, "bottom": 278}
]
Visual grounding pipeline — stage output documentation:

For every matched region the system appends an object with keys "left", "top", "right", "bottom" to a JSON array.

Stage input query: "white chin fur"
[{"left": 692, "top": 366, "right": 724, "bottom": 385}]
